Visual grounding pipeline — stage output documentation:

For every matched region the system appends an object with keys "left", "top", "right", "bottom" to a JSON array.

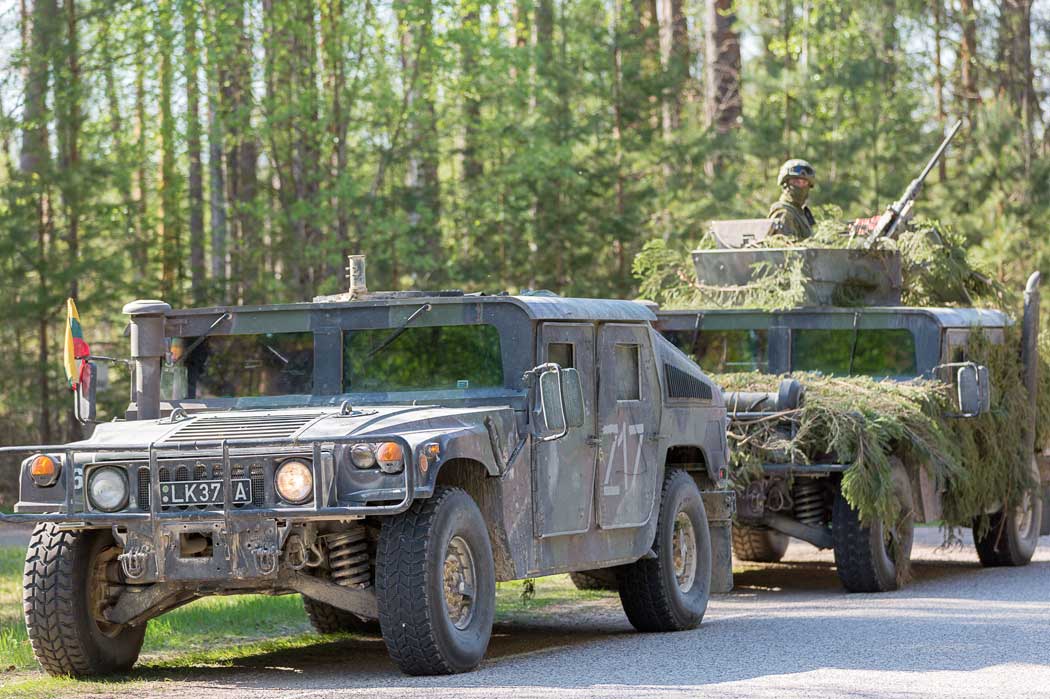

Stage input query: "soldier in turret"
[{"left": 769, "top": 159, "right": 816, "bottom": 240}]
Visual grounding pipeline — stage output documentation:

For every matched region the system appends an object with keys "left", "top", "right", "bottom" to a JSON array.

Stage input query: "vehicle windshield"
[
  {"left": 664, "top": 329, "right": 769, "bottom": 373},
  {"left": 161, "top": 323, "right": 506, "bottom": 403},
  {"left": 791, "top": 328, "right": 917, "bottom": 377},
  {"left": 163, "top": 332, "right": 314, "bottom": 399},
  {"left": 344, "top": 324, "right": 503, "bottom": 392}
]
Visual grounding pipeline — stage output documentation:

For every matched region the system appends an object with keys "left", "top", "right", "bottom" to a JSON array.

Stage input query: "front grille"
[
  {"left": 665, "top": 363, "right": 713, "bottom": 401},
  {"left": 163, "top": 412, "right": 321, "bottom": 443},
  {"left": 136, "top": 460, "right": 268, "bottom": 511}
]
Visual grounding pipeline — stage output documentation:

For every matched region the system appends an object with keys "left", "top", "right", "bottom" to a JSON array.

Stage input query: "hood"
[{"left": 84, "top": 403, "right": 518, "bottom": 448}]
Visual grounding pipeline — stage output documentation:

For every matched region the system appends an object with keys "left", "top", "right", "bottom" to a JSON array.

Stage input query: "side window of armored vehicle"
[
  {"left": 791, "top": 329, "right": 917, "bottom": 378},
  {"left": 344, "top": 324, "right": 503, "bottom": 392},
  {"left": 664, "top": 329, "right": 769, "bottom": 373},
  {"left": 165, "top": 332, "right": 315, "bottom": 399},
  {"left": 548, "top": 342, "right": 575, "bottom": 369},
  {"left": 614, "top": 344, "right": 641, "bottom": 400}
]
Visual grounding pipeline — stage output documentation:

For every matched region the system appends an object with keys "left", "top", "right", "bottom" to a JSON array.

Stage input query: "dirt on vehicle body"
[{"left": 3, "top": 264, "right": 733, "bottom": 677}]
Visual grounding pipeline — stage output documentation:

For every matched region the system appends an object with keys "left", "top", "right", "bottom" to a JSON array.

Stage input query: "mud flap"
[{"left": 702, "top": 490, "right": 735, "bottom": 593}]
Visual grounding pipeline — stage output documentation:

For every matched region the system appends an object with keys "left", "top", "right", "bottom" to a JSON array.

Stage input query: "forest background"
[{"left": 0, "top": 0, "right": 1048, "bottom": 504}]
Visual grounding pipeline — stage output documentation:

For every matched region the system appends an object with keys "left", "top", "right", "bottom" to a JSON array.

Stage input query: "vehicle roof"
[
  {"left": 162, "top": 294, "right": 657, "bottom": 323},
  {"left": 655, "top": 305, "right": 1011, "bottom": 328}
]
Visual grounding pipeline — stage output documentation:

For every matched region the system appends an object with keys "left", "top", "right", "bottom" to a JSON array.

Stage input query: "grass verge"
[{"left": 0, "top": 545, "right": 617, "bottom": 697}]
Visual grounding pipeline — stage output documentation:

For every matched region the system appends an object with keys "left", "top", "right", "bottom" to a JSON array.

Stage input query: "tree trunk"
[
  {"left": 958, "top": 0, "right": 980, "bottom": 126},
  {"left": 21, "top": 0, "right": 58, "bottom": 443},
  {"left": 996, "top": 0, "right": 1036, "bottom": 174},
  {"left": 158, "top": 0, "right": 181, "bottom": 300},
  {"left": 398, "top": 0, "right": 442, "bottom": 288},
  {"left": 658, "top": 0, "right": 689, "bottom": 135},
  {"left": 932, "top": 0, "right": 946, "bottom": 181},
  {"left": 184, "top": 0, "right": 206, "bottom": 304},
  {"left": 133, "top": 20, "right": 150, "bottom": 281},
  {"left": 203, "top": 6, "right": 228, "bottom": 298},
  {"left": 704, "top": 0, "right": 742, "bottom": 134}
]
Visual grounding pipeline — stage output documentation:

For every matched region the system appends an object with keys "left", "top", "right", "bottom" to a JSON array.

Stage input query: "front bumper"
[{"left": 0, "top": 434, "right": 416, "bottom": 527}]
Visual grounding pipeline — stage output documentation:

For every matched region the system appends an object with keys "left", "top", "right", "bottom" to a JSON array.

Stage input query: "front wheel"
[
  {"left": 617, "top": 469, "right": 712, "bottom": 632},
  {"left": 376, "top": 488, "right": 495, "bottom": 675},
  {"left": 832, "top": 460, "right": 915, "bottom": 593},
  {"left": 974, "top": 485, "right": 1043, "bottom": 567},
  {"left": 24, "top": 524, "right": 146, "bottom": 677}
]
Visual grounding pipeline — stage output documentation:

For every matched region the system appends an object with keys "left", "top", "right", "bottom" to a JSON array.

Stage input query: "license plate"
[{"left": 160, "top": 479, "right": 252, "bottom": 507}]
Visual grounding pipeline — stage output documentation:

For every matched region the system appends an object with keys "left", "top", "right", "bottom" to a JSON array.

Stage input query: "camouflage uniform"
[{"left": 768, "top": 159, "right": 816, "bottom": 241}]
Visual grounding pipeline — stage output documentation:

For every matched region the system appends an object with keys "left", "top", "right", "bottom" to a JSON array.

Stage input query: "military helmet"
[{"left": 778, "top": 159, "right": 816, "bottom": 188}]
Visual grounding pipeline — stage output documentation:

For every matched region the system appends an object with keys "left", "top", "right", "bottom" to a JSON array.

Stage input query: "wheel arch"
[{"left": 433, "top": 458, "right": 515, "bottom": 579}]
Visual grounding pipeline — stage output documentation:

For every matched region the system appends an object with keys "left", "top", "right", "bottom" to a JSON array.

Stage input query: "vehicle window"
[
  {"left": 614, "top": 344, "right": 641, "bottom": 400},
  {"left": 168, "top": 332, "right": 314, "bottom": 398},
  {"left": 664, "top": 329, "right": 769, "bottom": 373},
  {"left": 548, "top": 342, "right": 575, "bottom": 369},
  {"left": 792, "top": 329, "right": 916, "bottom": 377},
  {"left": 344, "top": 324, "right": 503, "bottom": 392}
]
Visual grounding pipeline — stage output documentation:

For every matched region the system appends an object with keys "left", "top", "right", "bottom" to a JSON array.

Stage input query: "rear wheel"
[
  {"left": 974, "top": 484, "right": 1043, "bottom": 567},
  {"left": 303, "top": 596, "right": 380, "bottom": 635},
  {"left": 376, "top": 488, "right": 495, "bottom": 675},
  {"left": 832, "top": 461, "right": 915, "bottom": 593},
  {"left": 568, "top": 569, "right": 618, "bottom": 591},
  {"left": 618, "top": 469, "right": 711, "bottom": 632},
  {"left": 24, "top": 524, "right": 146, "bottom": 677},
  {"left": 732, "top": 525, "right": 789, "bottom": 563}
]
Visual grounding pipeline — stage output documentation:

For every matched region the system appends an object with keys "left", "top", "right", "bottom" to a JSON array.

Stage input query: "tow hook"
[
  {"left": 252, "top": 544, "right": 279, "bottom": 575},
  {"left": 118, "top": 544, "right": 152, "bottom": 580}
]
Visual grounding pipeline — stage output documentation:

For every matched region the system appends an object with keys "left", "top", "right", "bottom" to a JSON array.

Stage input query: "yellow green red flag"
[{"left": 64, "top": 298, "right": 91, "bottom": 389}]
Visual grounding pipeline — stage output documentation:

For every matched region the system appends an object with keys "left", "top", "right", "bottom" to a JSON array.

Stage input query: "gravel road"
[{"left": 10, "top": 527, "right": 1042, "bottom": 699}]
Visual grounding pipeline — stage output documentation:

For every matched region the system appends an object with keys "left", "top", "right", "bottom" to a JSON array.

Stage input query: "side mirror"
[
  {"left": 74, "top": 361, "right": 97, "bottom": 424},
  {"left": 957, "top": 363, "right": 990, "bottom": 417},
  {"left": 536, "top": 365, "right": 585, "bottom": 441}
]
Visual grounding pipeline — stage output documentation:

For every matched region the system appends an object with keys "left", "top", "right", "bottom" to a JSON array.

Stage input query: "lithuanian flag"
[{"left": 64, "top": 298, "right": 91, "bottom": 389}]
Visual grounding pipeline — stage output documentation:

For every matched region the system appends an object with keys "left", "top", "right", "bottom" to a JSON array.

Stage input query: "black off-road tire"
[
  {"left": 303, "top": 596, "right": 380, "bottom": 635},
  {"left": 832, "top": 462, "right": 915, "bottom": 593},
  {"left": 23, "top": 523, "right": 146, "bottom": 677},
  {"left": 617, "top": 469, "right": 712, "bottom": 632},
  {"left": 731, "top": 525, "right": 790, "bottom": 563},
  {"left": 568, "top": 570, "right": 618, "bottom": 592},
  {"left": 973, "top": 486, "right": 1043, "bottom": 567},
  {"left": 376, "top": 487, "right": 495, "bottom": 675}
]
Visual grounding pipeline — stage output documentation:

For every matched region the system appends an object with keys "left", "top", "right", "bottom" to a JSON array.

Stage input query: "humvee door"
[
  {"left": 596, "top": 324, "right": 661, "bottom": 529},
  {"left": 533, "top": 323, "right": 598, "bottom": 537}
]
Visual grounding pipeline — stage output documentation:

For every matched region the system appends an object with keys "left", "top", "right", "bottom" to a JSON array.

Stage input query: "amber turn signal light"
[
  {"left": 376, "top": 442, "right": 404, "bottom": 474},
  {"left": 30, "top": 455, "right": 60, "bottom": 487}
]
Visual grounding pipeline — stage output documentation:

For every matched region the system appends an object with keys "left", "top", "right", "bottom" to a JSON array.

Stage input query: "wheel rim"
[
  {"left": 442, "top": 535, "right": 477, "bottom": 630},
  {"left": 671, "top": 511, "right": 697, "bottom": 592},
  {"left": 90, "top": 544, "right": 122, "bottom": 638},
  {"left": 1014, "top": 491, "right": 1035, "bottom": 540}
]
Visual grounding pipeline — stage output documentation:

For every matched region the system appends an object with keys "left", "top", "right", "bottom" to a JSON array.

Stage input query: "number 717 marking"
[{"left": 601, "top": 422, "right": 644, "bottom": 496}]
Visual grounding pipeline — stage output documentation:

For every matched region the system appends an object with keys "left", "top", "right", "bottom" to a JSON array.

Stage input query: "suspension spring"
[
  {"left": 792, "top": 479, "right": 825, "bottom": 526},
  {"left": 324, "top": 525, "right": 372, "bottom": 589}
]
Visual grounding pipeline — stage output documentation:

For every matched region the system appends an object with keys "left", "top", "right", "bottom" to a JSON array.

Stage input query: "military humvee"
[
  {"left": 653, "top": 223, "right": 1048, "bottom": 593},
  {"left": 2, "top": 262, "right": 733, "bottom": 677}
]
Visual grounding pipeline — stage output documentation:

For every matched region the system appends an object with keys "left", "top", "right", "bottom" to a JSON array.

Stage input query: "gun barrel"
[{"left": 916, "top": 119, "right": 962, "bottom": 184}]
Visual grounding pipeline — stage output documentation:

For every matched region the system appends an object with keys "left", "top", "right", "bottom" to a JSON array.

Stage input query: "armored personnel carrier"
[
  {"left": 1, "top": 258, "right": 733, "bottom": 676},
  {"left": 654, "top": 222, "right": 1048, "bottom": 593}
]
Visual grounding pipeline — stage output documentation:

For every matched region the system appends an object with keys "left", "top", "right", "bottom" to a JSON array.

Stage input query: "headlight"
[
  {"left": 88, "top": 467, "right": 129, "bottom": 512},
  {"left": 29, "top": 455, "right": 60, "bottom": 487},
  {"left": 275, "top": 459, "right": 313, "bottom": 504},
  {"left": 376, "top": 442, "right": 404, "bottom": 474},
  {"left": 350, "top": 443, "right": 377, "bottom": 469}
]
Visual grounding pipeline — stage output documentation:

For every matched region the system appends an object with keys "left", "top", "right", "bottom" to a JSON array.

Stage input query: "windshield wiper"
[
  {"left": 365, "top": 303, "right": 433, "bottom": 361},
  {"left": 175, "top": 312, "right": 232, "bottom": 366}
]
